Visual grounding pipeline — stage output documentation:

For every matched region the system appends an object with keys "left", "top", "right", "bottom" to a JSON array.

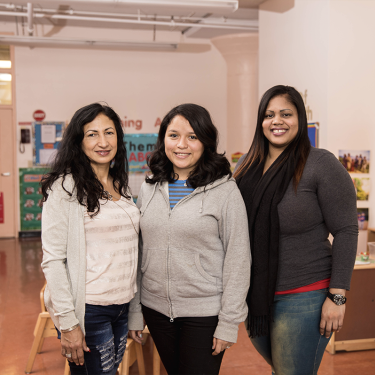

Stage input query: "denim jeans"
[
  {"left": 66, "top": 303, "right": 129, "bottom": 375},
  {"left": 250, "top": 289, "right": 331, "bottom": 375},
  {"left": 142, "top": 305, "right": 225, "bottom": 375}
]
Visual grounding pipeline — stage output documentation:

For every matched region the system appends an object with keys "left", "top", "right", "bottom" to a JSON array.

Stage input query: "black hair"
[
  {"left": 233, "top": 85, "right": 311, "bottom": 190},
  {"left": 41, "top": 102, "right": 129, "bottom": 216},
  {"left": 146, "top": 103, "right": 231, "bottom": 188}
]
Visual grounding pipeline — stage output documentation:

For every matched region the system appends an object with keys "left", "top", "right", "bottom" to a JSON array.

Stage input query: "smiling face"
[
  {"left": 81, "top": 113, "right": 118, "bottom": 170},
  {"left": 262, "top": 95, "right": 299, "bottom": 153},
  {"left": 164, "top": 115, "right": 204, "bottom": 180}
]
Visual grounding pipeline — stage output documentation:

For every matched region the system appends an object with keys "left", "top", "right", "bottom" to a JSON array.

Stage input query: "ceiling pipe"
[
  {"left": 0, "top": 10, "right": 257, "bottom": 31},
  {"left": 27, "top": 2, "right": 34, "bottom": 36},
  {"left": 0, "top": 4, "right": 221, "bottom": 21},
  {"left": 6, "top": 1, "right": 239, "bottom": 12},
  {"left": 0, "top": 35, "right": 178, "bottom": 50}
]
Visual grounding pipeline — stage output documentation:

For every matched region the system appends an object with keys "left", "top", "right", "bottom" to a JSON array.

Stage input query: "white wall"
[
  {"left": 259, "top": 0, "right": 375, "bottom": 243},
  {"left": 0, "top": 22, "right": 227, "bottom": 168},
  {"left": 259, "top": 0, "right": 330, "bottom": 146}
]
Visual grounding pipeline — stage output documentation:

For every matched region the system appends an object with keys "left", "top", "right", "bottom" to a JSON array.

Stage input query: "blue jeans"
[
  {"left": 67, "top": 303, "right": 129, "bottom": 375},
  {"left": 250, "top": 289, "right": 331, "bottom": 375}
]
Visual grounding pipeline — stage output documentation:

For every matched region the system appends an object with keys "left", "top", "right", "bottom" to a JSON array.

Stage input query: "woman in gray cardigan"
[
  {"left": 128, "top": 104, "right": 251, "bottom": 375},
  {"left": 234, "top": 85, "right": 358, "bottom": 375},
  {"left": 41, "top": 103, "right": 140, "bottom": 375}
]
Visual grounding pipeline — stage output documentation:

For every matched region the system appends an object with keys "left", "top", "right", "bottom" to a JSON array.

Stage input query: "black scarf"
[{"left": 238, "top": 149, "right": 298, "bottom": 337}]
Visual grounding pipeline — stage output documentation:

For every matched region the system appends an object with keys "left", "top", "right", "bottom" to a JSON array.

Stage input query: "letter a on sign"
[
  {"left": 154, "top": 118, "right": 161, "bottom": 127},
  {"left": 0, "top": 192, "right": 4, "bottom": 223}
]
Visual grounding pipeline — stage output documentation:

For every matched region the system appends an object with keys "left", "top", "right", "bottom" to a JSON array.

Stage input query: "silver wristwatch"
[{"left": 327, "top": 291, "right": 347, "bottom": 305}]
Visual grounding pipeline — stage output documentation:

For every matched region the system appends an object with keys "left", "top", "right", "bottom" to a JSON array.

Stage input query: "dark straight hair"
[
  {"left": 41, "top": 103, "right": 129, "bottom": 216},
  {"left": 233, "top": 85, "right": 311, "bottom": 190},
  {"left": 146, "top": 103, "right": 231, "bottom": 188}
]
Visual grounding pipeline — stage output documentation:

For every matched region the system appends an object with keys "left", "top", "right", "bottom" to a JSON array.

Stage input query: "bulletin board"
[
  {"left": 19, "top": 168, "right": 48, "bottom": 231},
  {"left": 124, "top": 133, "right": 158, "bottom": 198},
  {"left": 33, "top": 122, "right": 65, "bottom": 166},
  {"left": 308, "top": 122, "right": 319, "bottom": 147}
]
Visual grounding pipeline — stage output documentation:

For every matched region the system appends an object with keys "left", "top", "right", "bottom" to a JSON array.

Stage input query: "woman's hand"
[
  {"left": 212, "top": 338, "right": 234, "bottom": 356},
  {"left": 319, "top": 288, "right": 346, "bottom": 338},
  {"left": 61, "top": 326, "right": 90, "bottom": 366},
  {"left": 129, "top": 330, "right": 143, "bottom": 344}
]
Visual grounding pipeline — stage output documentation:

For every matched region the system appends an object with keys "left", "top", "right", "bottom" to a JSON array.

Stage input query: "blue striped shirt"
[{"left": 168, "top": 180, "right": 194, "bottom": 209}]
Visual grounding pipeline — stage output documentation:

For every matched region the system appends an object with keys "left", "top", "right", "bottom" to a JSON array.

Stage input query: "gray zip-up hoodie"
[{"left": 128, "top": 175, "right": 251, "bottom": 343}]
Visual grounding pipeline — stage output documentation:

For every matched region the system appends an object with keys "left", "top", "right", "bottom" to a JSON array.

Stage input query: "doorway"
[{"left": 0, "top": 43, "right": 17, "bottom": 238}]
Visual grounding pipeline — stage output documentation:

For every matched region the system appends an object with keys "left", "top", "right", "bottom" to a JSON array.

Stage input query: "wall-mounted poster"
[
  {"left": 357, "top": 208, "right": 369, "bottom": 230},
  {"left": 124, "top": 133, "right": 158, "bottom": 173},
  {"left": 308, "top": 122, "right": 319, "bottom": 147},
  {"left": 352, "top": 177, "right": 370, "bottom": 201},
  {"left": 124, "top": 133, "right": 158, "bottom": 198},
  {"left": 19, "top": 168, "right": 48, "bottom": 231},
  {"left": 33, "top": 122, "right": 65, "bottom": 166},
  {"left": 338, "top": 150, "right": 370, "bottom": 174}
]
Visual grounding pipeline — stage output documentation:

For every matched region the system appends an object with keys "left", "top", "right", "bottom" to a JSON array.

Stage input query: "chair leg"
[
  {"left": 25, "top": 315, "right": 48, "bottom": 373},
  {"left": 134, "top": 342, "right": 146, "bottom": 375},
  {"left": 64, "top": 359, "right": 70, "bottom": 375},
  {"left": 153, "top": 343, "right": 161, "bottom": 375},
  {"left": 37, "top": 338, "right": 45, "bottom": 354},
  {"left": 120, "top": 348, "right": 131, "bottom": 375}
]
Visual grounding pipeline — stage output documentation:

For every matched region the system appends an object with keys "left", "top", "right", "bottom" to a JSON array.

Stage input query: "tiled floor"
[{"left": 0, "top": 238, "right": 374, "bottom": 374}]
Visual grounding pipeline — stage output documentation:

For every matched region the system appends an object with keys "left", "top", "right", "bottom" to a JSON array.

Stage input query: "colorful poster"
[
  {"left": 352, "top": 177, "right": 370, "bottom": 201},
  {"left": 339, "top": 150, "right": 370, "bottom": 174},
  {"left": 124, "top": 133, "right": 158, "bottom": 173},
  {"left": 308, "top": 123, "right": 319, "bottom": 147},
  {"left": 19, "top": 168, "right": 48, "bottom": 231},
  {"left": 33, "top": 122, "right": 65, "bottom": 166},
  {"left": 357, "top": 208, "right": 369, "bottom": 230}
]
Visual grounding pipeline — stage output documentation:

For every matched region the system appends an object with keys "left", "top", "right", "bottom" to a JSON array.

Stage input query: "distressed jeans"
[
  {"left": 68, "top": 303, "right": 129, "bottom": 375},
  {"left": 250, "top": 289, "right": 331, "bottom": 375}
]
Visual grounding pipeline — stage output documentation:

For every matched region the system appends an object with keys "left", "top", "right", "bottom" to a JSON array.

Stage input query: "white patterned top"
[{"left": 84, "top": 196, "right": 140, "bottom": 306}]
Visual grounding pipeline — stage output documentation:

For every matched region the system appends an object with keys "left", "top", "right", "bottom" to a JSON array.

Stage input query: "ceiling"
[{"left": 0, "top": 0, "right": 268, "bottom": 39}]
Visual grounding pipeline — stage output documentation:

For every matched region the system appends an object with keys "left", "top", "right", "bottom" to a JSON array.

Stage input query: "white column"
[{"left": 211, "top": 33, "right": 259, "bottom": 166}]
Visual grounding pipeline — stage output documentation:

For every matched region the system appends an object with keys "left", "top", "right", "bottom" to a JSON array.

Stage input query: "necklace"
[{"left": 103, "top": 190, "right": 139, "bottom": 235}]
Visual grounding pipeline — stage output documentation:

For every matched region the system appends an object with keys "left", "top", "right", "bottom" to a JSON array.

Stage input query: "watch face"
[{"left": 333, "top": 295, "right": 346, "bottom": 305}]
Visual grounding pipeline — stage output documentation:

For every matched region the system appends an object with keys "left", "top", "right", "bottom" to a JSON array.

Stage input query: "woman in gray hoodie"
[{"left": 128, "top": 104, "right": 251, "bottom": 375}]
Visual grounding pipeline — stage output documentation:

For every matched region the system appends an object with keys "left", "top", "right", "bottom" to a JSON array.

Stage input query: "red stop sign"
[{"left": 33, "top": 110, "right": 46, "bottom": 121}]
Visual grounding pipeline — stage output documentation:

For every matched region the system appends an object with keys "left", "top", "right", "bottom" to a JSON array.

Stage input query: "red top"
[{"left": 275, "top": 278, "right": 330, "bottom": 295}]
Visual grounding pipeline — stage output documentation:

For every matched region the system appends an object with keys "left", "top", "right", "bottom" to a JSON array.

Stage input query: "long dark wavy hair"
[
  {"left": 41, "top": 103, "right": 129, "bottom": 216},
  {"left": 147, "top": 103, "right": 231, "bottom": 188},
  {"left": 233, "top": 85, "right": 311, "bottom": 190}
]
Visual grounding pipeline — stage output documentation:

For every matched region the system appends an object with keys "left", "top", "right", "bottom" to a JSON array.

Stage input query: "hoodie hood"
[{"left": 140, "top": 175, "right": 234, "bottom": 216}]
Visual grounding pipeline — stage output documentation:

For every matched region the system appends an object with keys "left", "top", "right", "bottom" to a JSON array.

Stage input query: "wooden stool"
[
  {"left": 25, "top": 283, "right": 59, "bottom": 374},
  {"left": 117, "top": 338, "right": 146, "bottom": 375},
  {"left": 25, "top": 283, "right": 147, "bottom": 375}
]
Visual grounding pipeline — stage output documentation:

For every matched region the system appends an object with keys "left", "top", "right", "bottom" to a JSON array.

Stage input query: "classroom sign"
[{"left": 124, "top": 134, "right": 158, "bottom": 173}]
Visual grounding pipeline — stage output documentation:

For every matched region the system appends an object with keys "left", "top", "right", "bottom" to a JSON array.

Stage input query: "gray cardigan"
[
  {"left": 128, "top": 175, "right": 251, "bottom": 343},
  {"left": 236, "top": 147, "right": 358, "bottom": 291},
  {"left": 41, "top": 175, "right": 87, "bottom": 332}
]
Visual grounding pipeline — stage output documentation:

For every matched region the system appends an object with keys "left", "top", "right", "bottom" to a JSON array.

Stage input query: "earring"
[{"left": 110, "top": 159, "right": 115, "bottom": 168}]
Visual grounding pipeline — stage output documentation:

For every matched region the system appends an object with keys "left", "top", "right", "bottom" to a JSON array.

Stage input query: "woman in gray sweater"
[
  {"left": 128, "top": 104, "right": 251, "bottom": 375},
  {"left": 41, "top": 103, "right": 139, "bottom": 375},
  {"left": 234, "top": 85, "right": 358, "bottom": 375}
]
